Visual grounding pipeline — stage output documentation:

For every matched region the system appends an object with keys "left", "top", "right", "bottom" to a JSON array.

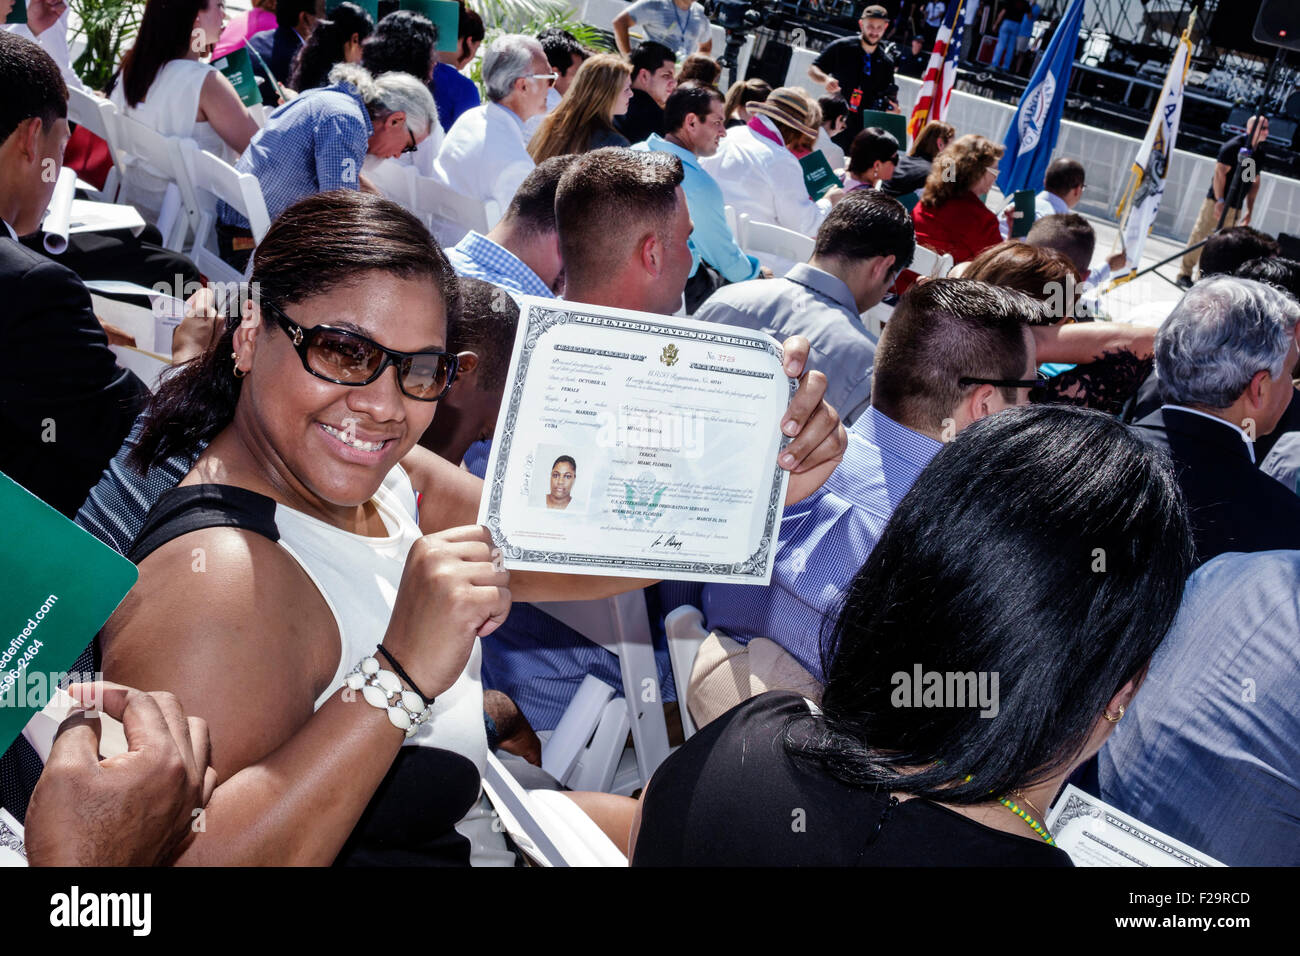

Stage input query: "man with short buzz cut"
[
  {"left": 1133, "top": 275, "right": 1300, "bottom": 565},
  {"left": 444, "top": 154, "right": 577, "bottom": 298},
  {"left": 695, "top": 189, "right": 914, "bottom": 425},
  {"left": 434, "top": 34, "right": 551, "bottom": 240},
  {"left": 555, "top": 146, "right": 698, "bottom": 317},
  {"left": 633, "top": 81, "right": 763, "bottom": 309},
  {"left": 615, "top": 40, "right": 677, "bottom": 145},
  {"left": 1026, "top": 212, "right": 1126, "bottom": 292},
  {"left": 689, "top": 278, "right": 1042, "bottom": 726}
]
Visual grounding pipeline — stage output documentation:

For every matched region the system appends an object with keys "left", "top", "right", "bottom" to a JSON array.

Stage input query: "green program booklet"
[
  {"left": 800, "top": 149, "right": 842, "bottom": 200},
  {"left": 328, "top": 0, "right": 379, "bottom": 20},
  {"left": 399, "top": 0, "right": 460, "bottom": 52},
  {"left": 213, "top": 46, "right": 263, "bottom": 108},
  {"left": 859, "top": 109, "right": 907, "bottom": 150},
  {"left": 0, "top": 472, "right": 138, "bottom": 755}
]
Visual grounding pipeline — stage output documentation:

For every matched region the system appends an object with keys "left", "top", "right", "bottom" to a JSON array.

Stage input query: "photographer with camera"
[{"left": 808, "top": 4, "right": 900, "bottom": 153}]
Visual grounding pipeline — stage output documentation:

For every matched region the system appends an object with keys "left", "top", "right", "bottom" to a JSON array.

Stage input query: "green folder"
[
  {"left": 213, "top": 46, "right": 263, "bottom": 108},
  {"left": 399, "top": 0, "right": 459, "bottom": 51},
  {"left": 327, "top": 0, "right": 380, "bottom": 22},
  {"left": 0, "top": 472, "right": 139, "bottom": 754},
  {"left": 800, "top": 149, "right": 843, "bottom": 201},
  {"left": 1011, "top": 188, "right": 1036, "bottom": 238},
  {"left": 860, "top": 109, "right": 906, "bottom": 150},
  {"left": 5, "top": 0, "right": 26, "bottom": 24}
]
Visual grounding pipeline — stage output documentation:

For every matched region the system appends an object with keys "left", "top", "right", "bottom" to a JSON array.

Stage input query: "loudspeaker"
[{"left": 1254, "top": 0, "right": 1300, "bottom": 52}]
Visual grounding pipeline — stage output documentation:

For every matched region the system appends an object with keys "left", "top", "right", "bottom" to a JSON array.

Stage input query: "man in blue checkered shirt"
[
  {"left": 690, "top": 278, "right": 1041, "bottom": 726},
  {"left": 444, "top": 155, "right": 576, "bottom": 299},
  {"left": 217, "top": 65, "right": 437, "bottom": 267}
]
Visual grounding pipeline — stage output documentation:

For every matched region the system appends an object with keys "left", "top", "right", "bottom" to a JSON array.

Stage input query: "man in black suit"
[
  {"left": 0, "top": 34, "right": 148, "bottom": 518},
  {"left": 249, "top": 0, "right": 325, "bottom": 102},
  {"left": 1133, "top": 275, "right": 1300, "bottom": 565}
]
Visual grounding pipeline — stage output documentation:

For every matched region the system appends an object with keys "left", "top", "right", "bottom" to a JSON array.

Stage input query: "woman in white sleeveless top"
[
  {"left": 110, "top": 0, "right": 260, "bottom": 219},
  {"left": 98, "top": 192, "right": 641, "bottom": 865}
]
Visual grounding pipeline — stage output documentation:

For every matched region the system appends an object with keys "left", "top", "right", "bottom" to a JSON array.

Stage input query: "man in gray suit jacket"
[
  {"left": 1098, "top": 550, "right": 1300, "bottom": 866},
  {"left": 694, "top": 190, "right": 914, "bottom": 425}
]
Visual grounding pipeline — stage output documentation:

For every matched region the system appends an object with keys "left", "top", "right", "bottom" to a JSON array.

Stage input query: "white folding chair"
[
  {"left": 411, "top": 173, "right": 498, "bottom": 243},
  {"left": 182, "top": 143, "right": 271, "bottom": 285},
  {"left": 738, "top": 212, "right": 815, "bottom": 275},
  {"left": 724, "top": 203, "right": 740, "bottom": 245},
  {"left": 663, "top": 604, "right": 709, "bottom": 741},
  {"left": 532, "top": 590, "right": 672, "bottom": 795},
  {"left": 481, "top": 751, "right": 626, "bottom": 867},
  {"left": 787, "top": 46, "right": 822, "bottom": 98},
  {"left": 111, "top": 114, "right": 203, "bottom": 252},
  {"left": 364, "top": 159, "right": 418, "bottom": 213},
  {"left": 909, "top": 243, "right": 955, "bottom": 279},
  {"left": 65, "top": 87, "right": 121, "bottom": 203}
]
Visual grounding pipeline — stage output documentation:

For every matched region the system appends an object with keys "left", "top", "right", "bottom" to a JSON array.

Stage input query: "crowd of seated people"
[{"left": 6, "top": 0, "right": 1300, "bottom": 870}]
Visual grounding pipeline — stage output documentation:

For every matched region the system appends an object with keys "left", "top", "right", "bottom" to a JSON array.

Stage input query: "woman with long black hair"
[{"left": 631, "top": 403, "right": 1195, "bottom": 865}]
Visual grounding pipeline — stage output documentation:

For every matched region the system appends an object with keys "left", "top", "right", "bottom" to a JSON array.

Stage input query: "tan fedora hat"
[{"left": 748, "top": 87, "right": 821, "bottom": 140}]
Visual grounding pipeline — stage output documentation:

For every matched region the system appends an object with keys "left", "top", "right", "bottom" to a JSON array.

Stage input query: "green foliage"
[
  {"left": 468, "top": 0, "right": 613, "bottom": 95},
  {"left": 69, "top": 0, "right": 144, "bottom": 92}
]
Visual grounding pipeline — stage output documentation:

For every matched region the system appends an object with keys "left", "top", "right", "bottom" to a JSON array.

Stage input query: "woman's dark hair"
[
  {"left": 792, "top": 404, "right": 1193, "bottom": 804},
  {"left": 289, "top": 3, "right": 376, "bottom": 92},
  {"left": 118, "top": 0, "right": 211, "bottom": 107},
  {"left": 1233, "top": 255, "right": 1300, "bottom": 302},
  {"left": 361, "top": 9, "right": 438, "bottom": 82},
  {"left": 847, "top": 126, "right": 899, "bottom": 175},
  {"left": 131, "top": 191, "right": 460, "bottom": 471}
]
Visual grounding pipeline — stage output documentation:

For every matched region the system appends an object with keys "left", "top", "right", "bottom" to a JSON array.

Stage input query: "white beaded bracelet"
[{"left": 344, "top": 655, "right": 432, "bottom": 738}]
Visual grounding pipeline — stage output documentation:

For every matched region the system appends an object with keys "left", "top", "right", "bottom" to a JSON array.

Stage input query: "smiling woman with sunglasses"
[
  {"left": 99, "top": 190, "right": 847, "bottom": 866},
  {"left": 100, "top": 191, "right": 641, "bottom": 865}
]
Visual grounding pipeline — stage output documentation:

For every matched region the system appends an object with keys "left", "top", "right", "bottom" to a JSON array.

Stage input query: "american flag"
[{"left": 907, "top": 0, "right": 967, "bottom": 144}]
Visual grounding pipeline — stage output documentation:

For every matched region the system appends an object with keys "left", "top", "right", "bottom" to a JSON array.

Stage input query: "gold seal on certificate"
[{"left": 477, "top": 296, "right": 795, "bottom": 584}]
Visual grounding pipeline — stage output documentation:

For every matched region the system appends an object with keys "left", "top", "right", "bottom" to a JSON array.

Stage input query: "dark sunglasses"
[
  {"left": 260, "top": 299, "right": 459, "bottom": 401},
  {"left": 402, "top": 128, "right": 418, "bottom": 154},
  {"left": 958, "top": 370, "right": 1049, "bottom": 390}
]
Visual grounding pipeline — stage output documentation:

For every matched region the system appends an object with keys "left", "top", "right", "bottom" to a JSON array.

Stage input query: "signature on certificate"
[{"left": 650, "top": 533, "right": 684, "bottom": 551}]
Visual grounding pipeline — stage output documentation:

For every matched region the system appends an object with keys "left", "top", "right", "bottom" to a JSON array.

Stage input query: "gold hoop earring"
[
  {"left": 232, "top": 351, "right": 247, "bottom": 379},
  {"left": 1103, "top": 706, "right": 1125, "bottom": 723}
]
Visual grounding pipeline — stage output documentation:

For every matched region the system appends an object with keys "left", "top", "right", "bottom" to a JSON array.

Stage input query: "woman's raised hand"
[{"left": 382, "top": 525, "right": 511, "bottom": 700}]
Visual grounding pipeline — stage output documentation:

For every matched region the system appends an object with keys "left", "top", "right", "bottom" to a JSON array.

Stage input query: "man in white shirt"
[
  {"left": 523, "top": 27, "right": 586, "bottom": 140},
  {"left": 433, "top": 34, "right": 551, "bottom": 245},
  {"left": 4, "top": 0, "right": 86, "bottom": 92}
]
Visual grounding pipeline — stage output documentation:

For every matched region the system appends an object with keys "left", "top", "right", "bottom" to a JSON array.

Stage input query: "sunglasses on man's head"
[{"left": 260, "top": 299, "right": 459, "bottom": 402}]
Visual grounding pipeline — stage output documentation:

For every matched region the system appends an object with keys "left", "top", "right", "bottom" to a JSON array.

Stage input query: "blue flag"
[{"left": 997, "top": 0, "right": 1087, "bottom": 196}]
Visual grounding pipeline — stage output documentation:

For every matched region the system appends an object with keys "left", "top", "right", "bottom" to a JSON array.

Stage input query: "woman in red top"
[{"left": 911, "top": 134, "right": 1006, "bottom": 264}]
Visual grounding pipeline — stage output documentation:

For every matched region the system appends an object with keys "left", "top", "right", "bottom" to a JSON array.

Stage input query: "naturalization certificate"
[
  {"left": 1045, "top": 785, "right": 1225, "bottom": 867},
  {"left": 477, "top": 296, "right": 794, "bottom": 584}
]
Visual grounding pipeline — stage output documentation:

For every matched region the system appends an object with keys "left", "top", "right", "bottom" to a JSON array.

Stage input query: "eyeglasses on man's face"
[
  {"left": 402, "top": 127, "right": 418, "bottom": 154},
  {"left": 527, "top": 72, "right": 560, "bottom": 87},
  {"left": 260, "top": 299, "right": 459, "bottom": 402}
]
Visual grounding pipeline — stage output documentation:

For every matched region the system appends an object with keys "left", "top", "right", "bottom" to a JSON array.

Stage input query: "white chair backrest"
[
  {"left": 739, "top": 213, "right": 815, "bottom": 265},
  {"left": 663, "top": 604, "right": 709, "bottom": 740},
  {"left": 189, "top": 145, "right": 272, "bottom": 242},
  {"left": 724, "top": 203, "right": 739, "bottom": 244},
  {"left": 533, "top": 590, "right": 672, "bottom": 792},
  {"left": 910, "top": 244, "right": 955, "bottom": 278},
  {"left": 364, "top": 160, "right": 418, "bottom": 213},
  {"left": 411, "top": 174, "right": 492, "bottom": 236},
  {"left": 112, "top": 114, "right": 202, "bottom": 250},
  {"left": 786, "top": 46, "right": 822, "bottom": 98},
  {"left": 65, "top": 88, "right": 123, "bottom": 203}
]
